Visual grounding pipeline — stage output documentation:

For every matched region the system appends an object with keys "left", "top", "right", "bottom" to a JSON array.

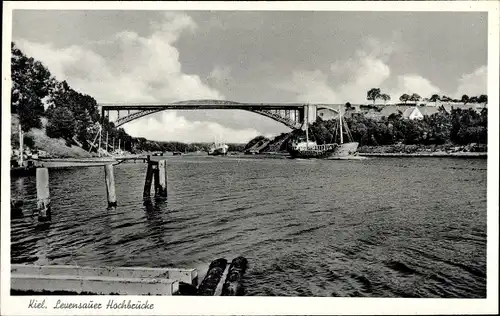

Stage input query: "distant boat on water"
[
  {"left": 208, "top": 136, "right": 229, "bottom": 156},
  {"left": 287, "top": 106, "right": 359, "bottom": 159}
]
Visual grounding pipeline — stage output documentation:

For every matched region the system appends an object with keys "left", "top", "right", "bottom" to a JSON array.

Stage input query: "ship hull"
[
  {"left": 288, "top": 142, "right": 359, "bottom": 159},
  {"left": 208, "top": 147, "right": 228, "bottom": 156}
]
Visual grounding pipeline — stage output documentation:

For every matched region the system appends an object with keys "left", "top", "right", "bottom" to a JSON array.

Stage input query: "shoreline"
[
  {"left": 223, "top": 152, "right": 487, "bottom": 159},
  {"left": 11, "top": 148, "right": 487, "bottom": 172},
  {"left": 357, "top": 152, "right": 487, "bottom": 158}
]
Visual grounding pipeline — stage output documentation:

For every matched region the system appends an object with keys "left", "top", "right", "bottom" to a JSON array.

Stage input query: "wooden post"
[
  {"left": 36, "top": 168, "right": 51, "bottom": 222},
  {"left": 153, "top": 167, "right": 160, "bottom": 196},
  {"left": 143, "top": 162, "right": 154, "bottom": 199},
  {"left": 197, "top": 259, "right": 228, "bottom": 296},
  {"left": 155, "top": 160, "right": 168, "bottom": 197},
  {"left": 18, "top": 123, "right": 24, "bottom": 167},
  {"left": 221, "top": 257, "right": 248, "bottom": 296},
  {"left": 104, "top": 164, "right": 117, "bottom": 208}
]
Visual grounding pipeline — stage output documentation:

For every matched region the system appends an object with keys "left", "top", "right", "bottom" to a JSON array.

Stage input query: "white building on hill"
[{"left": 402, "top": 107, "right": 424, "bottom": 120}]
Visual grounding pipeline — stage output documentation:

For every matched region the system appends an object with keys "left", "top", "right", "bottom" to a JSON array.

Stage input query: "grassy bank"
[
  {"left": 11, "top": 115, "right": 91, "bottom": 159},
  {"left": 358, "top": 152, "right": 487, "bottom": 158},
  {"left": 358, "top": 143, "right": 487, "bottom": 154}
]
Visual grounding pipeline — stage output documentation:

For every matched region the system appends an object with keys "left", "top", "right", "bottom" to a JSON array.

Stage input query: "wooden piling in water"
[
  {"left": 197, "top": 258, "right": 228, "bottom": 296},
  {"left": 221, "top": 256, "right": 248, "bottom": 296},
  {"left": 143, "top": 162, "right": 154, "bottom": 199},
  {"left": 104, "top": 164, "right": 117, "bottom": 208},
  {"left": 155, "top": 159, "right": 168, "bottom": 197},
  {"left": 153, "top": 166, "right": 160, "bottom": 196},
  {"left": 36, "top": 168, "right": 51, "bottom": 222}
]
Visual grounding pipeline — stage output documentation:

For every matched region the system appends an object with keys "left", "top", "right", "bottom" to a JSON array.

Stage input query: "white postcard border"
[{"left": 1, "top": 1, "right": 498, "bottom": 315}]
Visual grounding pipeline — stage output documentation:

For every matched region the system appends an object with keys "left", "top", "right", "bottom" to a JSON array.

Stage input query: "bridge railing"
[{"left": 105, "top": 103, "right": 307, "bottom": 130}]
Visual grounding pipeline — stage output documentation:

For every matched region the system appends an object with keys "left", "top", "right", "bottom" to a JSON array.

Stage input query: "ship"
[
  {"left": 208, "top": 136, "right": 229, "bottom": 156},
  {"left": 287, "top": 106, "right": 359, "bottom": 159}
]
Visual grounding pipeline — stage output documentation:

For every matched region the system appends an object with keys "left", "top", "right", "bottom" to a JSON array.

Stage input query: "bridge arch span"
[{"left": 100, "top": 100, "right": 341, "bottom": 130}]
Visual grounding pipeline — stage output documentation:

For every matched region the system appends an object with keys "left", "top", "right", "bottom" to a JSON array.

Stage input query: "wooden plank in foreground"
[
  {"left": 11, "top": 274, "right": 179, "bottom": 295},
  {"left": 11, "top": 264, "right": 198, "bottom": 285},
  {"left": 36, "top": 158, "right": 116, "bottom": 168}
]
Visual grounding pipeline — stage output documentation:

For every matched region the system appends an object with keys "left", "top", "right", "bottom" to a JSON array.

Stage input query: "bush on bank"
[{"left": 292, "top": 106, "right": 487, "bottom": 148}]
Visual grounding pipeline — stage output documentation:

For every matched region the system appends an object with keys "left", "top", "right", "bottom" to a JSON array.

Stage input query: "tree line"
[
  {"left": 11, "top": 42, "right": 132, "bottom": 151},
  {"left": 11, "top": 42, "right": 245, "bottom": 154},
  {"left": 305, "top": 106, "right": 487, "bottom": 147},
  {"left": 366, "top": 88, "right": 487, "bottom": 105}
]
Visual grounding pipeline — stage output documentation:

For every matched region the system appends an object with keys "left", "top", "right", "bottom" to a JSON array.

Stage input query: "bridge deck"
[
  {"left": 100, "top": 100, "right": 350, "bottom": 109},
  {"left": 98, "top": 100, "right": 344, "bottom": 129},
  {"left": 100, "top": 102, "right": 308, "bottom": 111}
]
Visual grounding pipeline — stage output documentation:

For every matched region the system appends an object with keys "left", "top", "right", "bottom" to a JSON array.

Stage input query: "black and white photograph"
[{"left": 1, "top": 1, "right": 498, "bottom": 315}]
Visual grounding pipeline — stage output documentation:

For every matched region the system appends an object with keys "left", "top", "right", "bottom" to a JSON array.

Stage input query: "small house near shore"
[{"left": 402, "top": 107, "right": 424, "bottom": 120}]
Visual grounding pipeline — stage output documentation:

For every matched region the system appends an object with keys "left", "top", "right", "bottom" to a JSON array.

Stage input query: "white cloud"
[
  {"left": 14, "top": 12, "right": 265, "bottom": 143},
  {"left": 386, "top": 74, "right": 441, "bottom": 101},
  {"left": 207, "top": 65, "right": 232, "bottom": 86},
  {"left": 335, "top": 53, "right": 391, "bottom": 102},
  {"left": 125, "top": 111, "right": 261, "bottom": 143},
  {"left": 277, "top": 70, "right": 339, "bottom": 103},
  {"left": 280, "top": 37, "right": 394, "bottom": 103},
  {"left": 16, "top": 13, "right": 221, "bottom": 103},
  {"left": 279, "top": 37, "right": 447, "bottom": 104},
  {"left": 454, "top": 66, "right": 487, "bottom": 97}
]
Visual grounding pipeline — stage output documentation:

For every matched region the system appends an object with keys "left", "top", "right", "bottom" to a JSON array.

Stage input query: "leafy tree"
[
  {"left": 23, "top": 134, "right": 36, "bottom": 149},
  {"left": 281, "top": 105, "right": 488, "bottom": 148},
  {"left": 367, "top": 88, "right": 381, "bottom": 105},
  {"left": 11, "top": 42, "right": 53, "bottom": 131},
  {"left": 441, "top": 95, "right": 452, "bottom": 102},
  {"left": 46, "top": 107, "right": 77, "bottom": 140},
  {"left": 410, "top": 93, "right": 421, "bottom": 103},
  {"left": 469, "top": 96, "right": 479, "bottom": 104},
  {"left": 430, "top": 94, "right": 440, "bottom": 103},
  {"left": 478, "top": 94, "right": 488, "bottom": 104},
  {"left": 399, "top": 94, "right": 410, "bottom": 104},
  {"left": 380, "top": 94, "right": 391, "bottom": 104},
  {"left": 388, "top": 111, "right": 403, "bottom": 121},
  {"left": 461, "top": 94, "right": 470, "bottom": 105},
  {"left": 310, "top": 120, "right": 333, "bottom": 145}
]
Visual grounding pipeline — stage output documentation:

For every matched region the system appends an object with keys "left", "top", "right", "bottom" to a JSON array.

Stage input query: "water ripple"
[{"left": 10, "top": 156, "right": 487, "bottom": 297}]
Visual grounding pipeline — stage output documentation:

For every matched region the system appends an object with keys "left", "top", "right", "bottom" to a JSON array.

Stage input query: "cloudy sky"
[{"left": 12, "top": 10, "right": 487, "bottom": 143}]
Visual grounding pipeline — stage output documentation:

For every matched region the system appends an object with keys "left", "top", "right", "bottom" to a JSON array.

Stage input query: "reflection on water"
[{"left": 10, "top": 156, "right": 487, "bottom": 297}]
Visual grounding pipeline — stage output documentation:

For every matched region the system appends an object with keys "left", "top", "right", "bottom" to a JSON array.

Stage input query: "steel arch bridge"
[{"left": 99, "top": 99, "right": 342, "bottom": 130}]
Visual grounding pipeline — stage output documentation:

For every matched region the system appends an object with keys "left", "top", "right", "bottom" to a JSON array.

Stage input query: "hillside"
[
  {"left": 11, "top": 115, "right": 91, "bottom": 158},
  {"left": 243, "top": 105, "right": 488, "bottom": 153}
]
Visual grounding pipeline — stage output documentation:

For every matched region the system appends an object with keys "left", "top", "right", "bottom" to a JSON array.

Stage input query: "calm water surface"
[{"left": 10, "top": 156, "right": 487, "bottom": 297}]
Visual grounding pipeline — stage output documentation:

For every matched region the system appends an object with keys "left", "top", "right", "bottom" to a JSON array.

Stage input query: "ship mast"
[
  {"left": 339, "top": 106, "right": 343, "bottom": 144},
  {"left": 98, "top": 124, "right": 102, "bottom": 157},
  {"left": 305, "top": 106, "right": 309, "bottom": 149},
  {"left": 18, "top": 123, "right": 24, "bottom": 167}
]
